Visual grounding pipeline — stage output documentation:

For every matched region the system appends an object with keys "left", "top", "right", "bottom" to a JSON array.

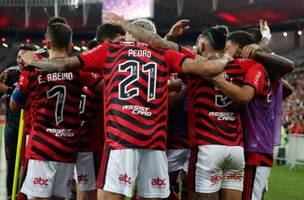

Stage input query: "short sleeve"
[
  {"left": 179, "top": 46, "right": 196, "bottom": 59},
  {"left": 79, "top": 72, "right": 103, "bottom": 89},
  {"left": 164, "top": 49, "right": 188, "bottom": 73},
  {"left": 78, "top": 41, "right": 108, "bottom": 74},
  {"left": 17, "top": 69, "right": 31, "bottom": 94},
  {"left": 244, "top": 63, "right": 267, "bottom": 95}
]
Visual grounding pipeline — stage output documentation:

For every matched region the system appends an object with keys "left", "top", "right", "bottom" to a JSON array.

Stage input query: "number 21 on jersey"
[{"left": 118, "top": 60, "right": 157, "bottom": 102}]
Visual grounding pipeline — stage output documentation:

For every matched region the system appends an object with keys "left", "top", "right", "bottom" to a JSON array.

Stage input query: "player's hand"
[
  {"left": 241, "top": 44, "right": 263, "bottom": 59},
  {"left": 260, "top": 19, "right": 270, "bottom": 34},
  {"left": 260, "top": 19, "right": 271, "bottom": 40},
  {"left": 222, "top": 53, "right": 233, "bottom": 63},
  {"left": 21, "top": 51, "right": 38, "bottom": 67},
  {"left": 165, "top": 19, "right": 190, "bottom": 41},
  {"left": 104, "top": 12, "right": 128, "bottom": 27},
  {"left": 168, "top": 78, "right": 182, "bottom": 93},
  {"left": 0, "top": 69, "right": 8, "bottom": 83}
]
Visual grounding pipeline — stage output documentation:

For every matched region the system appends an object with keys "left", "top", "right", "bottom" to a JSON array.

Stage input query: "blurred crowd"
[{"left": 283, "top": 68, "right": 304, "bottom": 134}]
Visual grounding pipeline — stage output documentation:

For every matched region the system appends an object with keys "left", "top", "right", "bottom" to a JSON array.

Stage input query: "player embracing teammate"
[{"left": 17, "top": 11, "right": 294, "bottom": 200}]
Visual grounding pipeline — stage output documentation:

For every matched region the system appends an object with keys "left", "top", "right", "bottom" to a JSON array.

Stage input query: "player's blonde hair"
[{"left": 131, "top": 18, "right": 157, "bottom": 34}]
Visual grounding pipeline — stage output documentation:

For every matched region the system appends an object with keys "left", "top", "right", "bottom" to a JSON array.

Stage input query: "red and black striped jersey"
[
  {"left": 79, "top": 85, "right": 104, "bottom": 152},
  {"left": 188, "top": 59, "right": 261, "bottom": 147},
  {"left": 17, "top": 67, "right": 98, "bottom": 163},
  {"left": 245, "top": 152, "right": 273, "bottom": 167},
  {"left": 79, "top": 41, "right": 187, "bottom": 150}
]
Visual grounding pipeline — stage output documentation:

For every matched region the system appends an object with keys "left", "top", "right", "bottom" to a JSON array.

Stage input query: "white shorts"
[
  {"left": 252, "top": 167, "right": 271, "bottom": 200},
  {"left": 97, "top": 149, "right": 170, "bottom": 198},
  {"left": 21, "top": 159, "right": 74, "bottom": 198},
  {"left": 188, "top": 145, "right": 245, "bottom": 193},
  {"left": 74, "top": 152, "right": 96, "bottom": 191},
  {"left": 166, "top": 149, "right": 190, "bottom": 173}
]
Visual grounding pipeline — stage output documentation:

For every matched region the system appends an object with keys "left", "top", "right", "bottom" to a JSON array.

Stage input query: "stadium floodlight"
[
  {"left": 298, "top": 30, "right": 302, "bottom": 36},
  {"left": 73, "top": 45, "right": 81, "bottom": 51},
  {"left": 283, "top": 32, "right": 288, "bottom": 37}
]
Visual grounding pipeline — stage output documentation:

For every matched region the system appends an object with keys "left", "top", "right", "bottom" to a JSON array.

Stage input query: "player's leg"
[
  {"left": 75, "top": 152, "right": 97, "bottom": 200},
  {"left": 97, "top": 189, "right": 124, "bottom": 200},
  {"left": 251, "top": 166, "right": 271, "bottom": 200},
  {"left": 27, "top": 197, "right": 52, "bottom": 200},
  {"left": 166, "top": 149, "right": 189, "bottom": 200},
  {"left": 76, "top": 185, "right": 97, "bottom": 200},
  {"left": 96, "top": 149, "right": 140, "bottom": 199},
  {"left": 181, "top": 150, "right": 190, "bottom": 200},
  {"left": 137, "top": 149, "right": 170, "bottom": 199},
  {"left": 221, "top": 146, "right": 245, "bottom": 200},
  {"left": 188, "top": 146, "right": 223, "bottom": 200}
]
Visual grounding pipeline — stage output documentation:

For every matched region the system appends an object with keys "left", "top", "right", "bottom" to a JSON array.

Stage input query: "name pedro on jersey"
[
  {"left": 38, "top": 72, "right": 73, "bottom": 84},
  {"left": 128, "top": 49, "right": 151, "bottom": 58}
]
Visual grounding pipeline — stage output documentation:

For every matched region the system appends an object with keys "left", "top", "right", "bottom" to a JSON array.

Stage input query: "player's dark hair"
[
  {"left": 47, "top": 17, "right": 67, "bottom": 27},
  {"left": 227, "top": 30, "right": 255, "bottom": 48},
  {"left": 87, "top": 39, "right": 99, "bottom": 50},
  {"left": 202, "top": 26, "right": 227, "bottom": 50},
  {"left": 246, "top": 28, "right": 262, "bottom": 44},
  {"left": 214, "top": 25, "right": 229, "bottom": 36},
  {"left": 96, "top": 23, "right": 126, "bottom": 43},
  {"left": 19, "top": 44, "right": 38, "bottom": 51},
  {"left": 46, "top": 23, "right": 72, "bottom": 50}
]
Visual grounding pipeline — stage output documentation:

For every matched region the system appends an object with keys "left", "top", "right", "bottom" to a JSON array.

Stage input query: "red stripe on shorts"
[
  {"left": 242, "top": 165, "right": 256, "bottom": 200},
  {"left": 96, "top": 149, "right": 110, "bottom": 189},
  {"left": 187, "top": 147, "right": 199, "bottom": 192}
]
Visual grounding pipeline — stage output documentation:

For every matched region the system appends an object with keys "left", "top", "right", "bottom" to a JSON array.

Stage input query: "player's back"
[
  {"left": 22, "top": 67, "right": 84, "bottom": 162},
  {"left": 188, "top": 58, "right": 251, "bottom": 147},
  {"left": 98, "top": 41, "right": 184, "bottom": 150}
]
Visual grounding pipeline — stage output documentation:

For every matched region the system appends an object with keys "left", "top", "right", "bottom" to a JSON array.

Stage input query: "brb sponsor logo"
[
  {"left": 210, "top": 174, "right": 222, "bottom": 184},
  {"left": 33, "top": 177, "right": 49, "bottom": 186},
  {"left": 227, "top": 172, "right": 243, "bottom": 181},
  {"left": 78, "top": 174, "right": 89, "bottom": 184},
  {"left": 151, "top": 177, "right": 166, "bottom": 187},
  {"left": 119, "top": 173, "right": 132, "bottom": 185}
]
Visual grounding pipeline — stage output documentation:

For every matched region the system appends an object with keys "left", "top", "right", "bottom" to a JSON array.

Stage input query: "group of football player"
[{"left": 2, "top": 11, "right": 294, "bottom": 200}]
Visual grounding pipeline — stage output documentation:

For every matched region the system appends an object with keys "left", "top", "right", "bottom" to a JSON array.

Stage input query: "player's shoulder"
[
  {"left": 20, "top": 66, "right": 38, "bottom": 73},
  {"left": 234, "top": 58, "right": 256, "bottom": 65},
  {"left": 234, "top": 58, "right": 265, "bottom": 71}
]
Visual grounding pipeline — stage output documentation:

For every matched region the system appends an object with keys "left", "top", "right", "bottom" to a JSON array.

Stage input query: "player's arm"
[
  {"left": 9, "top": 87, "right": 28, "bottom": 111},
  {"left": 164, "top": 19, "right": 190, "bottom": 41},
  {"left": 211, "top": 77, "right": 255, "bottom": 105},
  {"left": 212, "top": 63, "right": 268, "bottom": 105},
  {"left": 104, "top": 12, "right": 179, "bottom": 50},
  {"left": 22, "top": 52, "right": 82, "bottom": 72},
  {"left": 253, "top": 52, "right": 294, "bottom": 80},
  {"left": 241, "top": 44, "right": 294, "bottom": 80},
  {"left": 282, "top": 79, "right": 293, "bottom": 100},
  {"left": 181, "top": 54, "right": 232, "bottom": 77},
  {"left": 22, "top": 44, "right": 107, "bottom": 73}
]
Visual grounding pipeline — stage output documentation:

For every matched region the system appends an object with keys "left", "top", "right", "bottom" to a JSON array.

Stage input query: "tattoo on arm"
[
  {"left": 123, "top": 22, "right": 179, "bottom": 50},
  {"left": 183, "top": 56, "right": 229, "bottom": 77},
  {"left": 30, "top": 57, "right": 82, "bottom": 72}
]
